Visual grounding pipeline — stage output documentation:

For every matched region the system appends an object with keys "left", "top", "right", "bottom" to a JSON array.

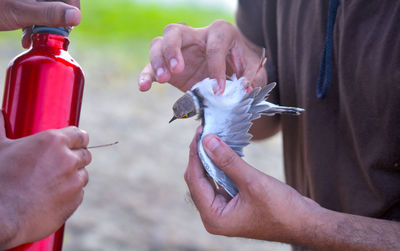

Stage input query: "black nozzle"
[{"left": 32, "top": 26, "right": 72, "bottom": 37}]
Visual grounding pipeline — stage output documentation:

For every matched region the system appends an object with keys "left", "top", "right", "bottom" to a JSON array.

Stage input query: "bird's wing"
[
  {"left": 218, "top": 82, "right": 277, "bottom": 157},
  {"left": 196, "top": 80, "right": 304, "bottom": 197},
  {"left": 197, "top": 82, "right": 277, "bottom": 197}
]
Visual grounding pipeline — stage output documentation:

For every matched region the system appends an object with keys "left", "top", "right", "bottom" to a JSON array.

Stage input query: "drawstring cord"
[{"left": 316, "top": 0, "right": 340, "bottom": 99}]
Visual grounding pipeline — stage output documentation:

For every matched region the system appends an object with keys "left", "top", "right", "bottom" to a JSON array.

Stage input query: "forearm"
[{"left": 295, "top": 206, "right": 400, "bottom": 250}]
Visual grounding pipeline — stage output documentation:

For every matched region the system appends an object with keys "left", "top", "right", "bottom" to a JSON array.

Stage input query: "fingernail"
[
  {"left": 139, "top": 75, "right": 149, "bottom": 85},
  {"left": 170, "top": 58, "right": 178, "bottom": 71},
  {"left": 205, "top": 136, "right": 220, "bottom": 152},
  {"left": 156, "top": 68, "right": 165, "bottom": 78},
  {"left": 213, "top": 85, "right": 219, "bottom": 94},
  {"left": 139, "top": 76, "right": 145, "bottom": 85},
  {"left": 216, "top": 79, "right": 225, "bottom": 96},
  {"left": 65, "top": 9, "right": 80, "bottom": 25}
]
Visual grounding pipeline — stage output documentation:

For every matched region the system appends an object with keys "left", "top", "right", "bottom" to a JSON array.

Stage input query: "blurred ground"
[{"left": 0, "top": 1, "right": 291, "bottom": 250}]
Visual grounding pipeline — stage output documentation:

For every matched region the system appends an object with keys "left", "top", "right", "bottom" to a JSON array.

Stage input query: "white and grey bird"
[{"left": 170, "top": 74, "right": 304, "bottom": 197}]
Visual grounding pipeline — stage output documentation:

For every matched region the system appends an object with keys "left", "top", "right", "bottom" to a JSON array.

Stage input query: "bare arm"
[
  {"left": 299, "top": 207, "right": 400, "bottom": 250},
  {"left": 184, "top": 132, "right": 400, "bottom": 250}
]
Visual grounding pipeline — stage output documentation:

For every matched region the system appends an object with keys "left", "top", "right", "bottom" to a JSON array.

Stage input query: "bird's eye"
[{"left": 181, "top": 114, "right": 188, "bottom": 118}]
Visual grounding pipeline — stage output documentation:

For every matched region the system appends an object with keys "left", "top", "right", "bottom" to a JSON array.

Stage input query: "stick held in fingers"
[{"left": 87, "top": 141, "right": 119, "bottom": 149}]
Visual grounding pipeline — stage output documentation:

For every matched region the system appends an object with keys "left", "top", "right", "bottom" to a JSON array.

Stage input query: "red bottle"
[{"left": 2, "top": 26, "right": 85, "bottom": 251}]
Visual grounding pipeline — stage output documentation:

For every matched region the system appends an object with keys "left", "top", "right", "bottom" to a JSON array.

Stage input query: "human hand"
[
  {"left": 0, "top": 112, "right": 91, "bottom": 249},
  {"left": 0, "top": 0, "right": 81, "bottom": 48},
  {"left": 138, "top": 20, "right": 267, "bottom": 94},
  {"left": 184, "top": 132, "right": 321, "bottom": 243}
]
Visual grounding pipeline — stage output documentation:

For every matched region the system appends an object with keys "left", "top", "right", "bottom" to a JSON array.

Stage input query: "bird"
[{"left": 169, "top": 74, "right": 304, "bottom": 197}]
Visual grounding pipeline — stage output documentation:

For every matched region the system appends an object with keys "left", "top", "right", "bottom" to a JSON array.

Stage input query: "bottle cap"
[{"left": 32, "top": 26, "right": 72, "bottom": 37}]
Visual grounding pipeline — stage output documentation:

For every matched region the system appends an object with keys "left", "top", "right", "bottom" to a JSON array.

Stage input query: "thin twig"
[{"left": 87, "top": 141, "right": 119, "bottom": 149}]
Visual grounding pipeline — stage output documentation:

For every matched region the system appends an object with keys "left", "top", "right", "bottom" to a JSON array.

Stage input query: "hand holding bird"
[
  {"left": 184, "top": 131, "right": 320, "bottom": 242},
  {"left": 170, "top": 74, "right": 304, "bottom": 196},
  {"left": 139, "top": 20, "right": 304, "bottom": 197}
]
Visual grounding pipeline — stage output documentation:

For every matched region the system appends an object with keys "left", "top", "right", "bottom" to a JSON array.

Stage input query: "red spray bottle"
[{"left": 2, "top": 26, "right": 84, "bottom": 251}]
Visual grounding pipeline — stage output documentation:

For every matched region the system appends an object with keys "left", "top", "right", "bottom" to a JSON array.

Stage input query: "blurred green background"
[
  {"left": 0, "top": 1, "right": 289, "bottom": 250},
  {"left": 0, "top": 0, "right": 235, "bottom": 73}
]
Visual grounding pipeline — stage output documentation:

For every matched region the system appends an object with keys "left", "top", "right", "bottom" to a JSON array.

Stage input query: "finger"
[
  {"left": 0, "top": 110, "right": 6, "bottom": 138},
  {"left": 14, "top": 1, "right": 81, "bottom": 28},
  {"left": 184, "top": 127, "right": 216, "bottom": 213},
  {"left": 149, "top": 25, "right": 206, "bottom": 84},
  {"left": 69, "top": 189, "right": 85, "bottom": 217},
  {"left": 21, "top": 27, "right": 33, "bottom": 48},
  {"left": 61, "top": 126, "right": 89, "bottom": 149},
  {"left": 138, "top": 64, "right": 155, "bottom": 92},
  {"left": 206, "top": 21, "right": 236, "bottom": 95},
  {"left": 162, "top": 24, "right": 186, "bottom": 74},
  {"left": 77, "top": 168, "right": 89, "bottom": 187},
  {"left": 73, "top": 148, "right": 92, "bottom": 168},
  {"left": 48, "top": 0, "right": 81, "bottom": 9},
  {"left": 149, "top": 37, "right": 171, "bottom": 83},
  {"left": 202, "top": 134, "right": 257, "bottom": 188},
  {"left": 162, "top": 24, "right": 208, "bottom": 75}
]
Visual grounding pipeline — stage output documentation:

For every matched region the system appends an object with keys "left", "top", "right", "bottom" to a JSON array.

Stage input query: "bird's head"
[{"left": 169, "top": 92, "right": 198, "bottom": 123}]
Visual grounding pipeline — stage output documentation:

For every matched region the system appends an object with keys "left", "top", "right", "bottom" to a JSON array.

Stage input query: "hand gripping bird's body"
[{"left": 170, "top": 75, "right": 304, "bottom": 197}]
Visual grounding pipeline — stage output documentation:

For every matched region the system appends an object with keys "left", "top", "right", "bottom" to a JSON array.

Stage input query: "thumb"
[
  {"left": 0, "top": 110, "right": 6, "bottom": 138},
  {"left": 16, "top": 2, "right": 81, "bottom": 28},
  {"left": 202, "top": 134, "right": 257, "bottom": 188}
]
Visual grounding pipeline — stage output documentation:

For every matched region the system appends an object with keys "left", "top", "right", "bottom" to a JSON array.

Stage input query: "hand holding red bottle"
[
  {"left": 0, "top": 0, "right": 81, "bottom": 48},
  {"left": 0, "top": 111, "right": 91, "bottom": 249}
]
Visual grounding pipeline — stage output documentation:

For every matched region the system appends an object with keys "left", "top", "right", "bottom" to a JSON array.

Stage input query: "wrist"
[
  {"left": 281, "top": 196, "right": 327, "bottom": 246},
  {"left": 288, "top": 197, "right": 347, "bottom": 249}
]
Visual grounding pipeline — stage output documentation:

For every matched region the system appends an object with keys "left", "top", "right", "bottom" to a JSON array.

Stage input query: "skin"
[
  {"left": 0, "top": 1, "right": 89, "bottom": 248},
  {"left": 0, "top": 0, "right": 81, "bottom": 48},
  {"left": 0, "top": 113, "right": 91, "bottom": 249},
  {"left": 138, "top": 20, "right": 279, "bottom": 139},
  {"left": 185, "top": 131, "right": 400, "bottom": 250},
  {"left": 140, "top": 21, "right": 400, "bottom": 249}
]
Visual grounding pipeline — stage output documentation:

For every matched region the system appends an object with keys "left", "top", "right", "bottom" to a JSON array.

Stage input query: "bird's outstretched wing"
[
  {"left": 219, "top": 82, "right": 277, "bottom": 157},
  {"left": 197, "top": 83, "right": 277, "bottom": 197},
  {"left": 197, "top": 81, "right": 304, "bottom": 197}
]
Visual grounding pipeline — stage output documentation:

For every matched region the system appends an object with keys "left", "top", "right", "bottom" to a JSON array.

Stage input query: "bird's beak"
[{"left": 169, "top": 116, "right": 177, "bottom": 123}]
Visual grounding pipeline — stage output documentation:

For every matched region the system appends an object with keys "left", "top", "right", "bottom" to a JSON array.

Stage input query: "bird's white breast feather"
[{"left": 193, "top": 75, "right": 247, "bottom": 136}]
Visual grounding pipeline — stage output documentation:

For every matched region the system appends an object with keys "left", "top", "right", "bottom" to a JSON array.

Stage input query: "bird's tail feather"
[{"left": 263, "top": 106, "right": 305, "bottom": 116}]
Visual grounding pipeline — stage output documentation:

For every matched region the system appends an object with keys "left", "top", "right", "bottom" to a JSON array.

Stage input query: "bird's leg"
[
  {"left": 254, "top": 47, "right": 267, "bottom": 78},
  {"left": 244, "top": 47, "right": 267, "bottom": 91}
]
